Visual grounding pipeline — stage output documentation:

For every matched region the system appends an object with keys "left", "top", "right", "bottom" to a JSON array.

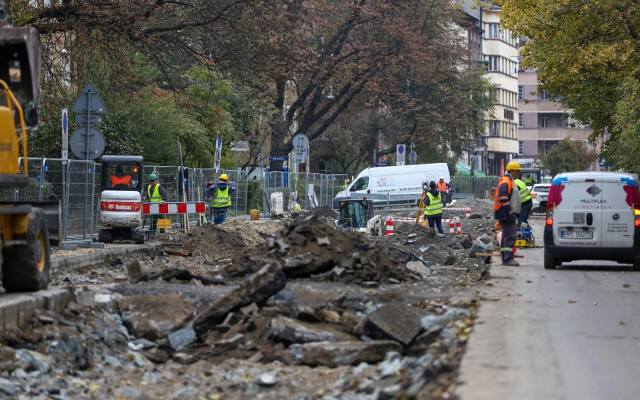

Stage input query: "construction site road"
[{"left": 457, "top": 219, "right": 640, "bottom": 400}]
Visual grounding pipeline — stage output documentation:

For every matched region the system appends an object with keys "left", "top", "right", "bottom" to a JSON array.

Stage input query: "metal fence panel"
[
  {"left": 3, "top": 157, "right": 346, "bottom": 241},
  {"left": 451, "top": 175, "right": 499, "bottom": 199}
]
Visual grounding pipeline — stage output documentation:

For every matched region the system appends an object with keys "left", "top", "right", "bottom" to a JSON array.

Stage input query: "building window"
[
  {"left": 518, "top": 86, "right": 523, "bottom": 100},
  {"left": 518, "top": 113, "right": 524, "bottom": 128},
  {"left": 488, "top": 23, "right": 499, "bottom": 39},
  {"left": 489, "top": 121, "right": 499, "bottom": 136},
  {"left": 541, "top": 115, "right": 550, "bottom": 128},
  {"left": 544, "top": 141, "right": 558, "bottom": 153},
  {"left": 540, "top": 90, "right": 550, "bottom": 100},
  {"left": 487, "top": 56, "right": 499, "bottom": 71},
  {"left": 518, "top": 141, "right": 524, "bottom": 155},
  {"left": 504, "top": 109, "right": 514, "bottom": 120}
]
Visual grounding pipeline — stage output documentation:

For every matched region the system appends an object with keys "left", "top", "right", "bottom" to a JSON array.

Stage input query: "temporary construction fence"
[
  {"left": 451, "top": 175, "right": 499, "bottom": 199},
  {"left": 0, "top": 157, "right": 347, "bottom": 245},
  {"left": 261, "top": 171, "right": 347, "bottom": 215}
]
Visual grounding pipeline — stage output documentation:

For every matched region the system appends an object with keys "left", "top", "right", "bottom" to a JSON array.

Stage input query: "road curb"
[
  {"left": 51, "top": 242, "right": 163, "bottom": 271},
  {"left": 0, "top": 287, "right": 72, "bottom": 331}
]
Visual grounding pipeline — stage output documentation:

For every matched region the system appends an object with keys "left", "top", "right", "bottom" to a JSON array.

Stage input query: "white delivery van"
[
  {"left": 543, "top": 172, "right": 640, "bottom": 269},
  {"left": 334, "top": 163, "right": 450, "bottom": 207}
]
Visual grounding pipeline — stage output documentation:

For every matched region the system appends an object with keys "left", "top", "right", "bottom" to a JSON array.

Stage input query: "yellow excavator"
[{"left": 0, "top": 5, "right": 58, "bottom": 292}]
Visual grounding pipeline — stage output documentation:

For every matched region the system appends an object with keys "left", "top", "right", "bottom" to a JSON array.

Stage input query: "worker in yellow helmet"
[
  {"left": 143, "top": 173, "right": 168, "bottom": 238},
  {"left": 205, "top": 173, "right": 236, "bottom": 224},
  {"left": 493, "top": 160, "right": 521, "bottom": 266}
]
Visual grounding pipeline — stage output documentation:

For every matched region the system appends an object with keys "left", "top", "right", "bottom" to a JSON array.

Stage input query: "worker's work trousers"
[
  {"left": 499, "top": 214, "right": 517, "bottom": 263},
  {"left": 518, "top": 201, "right": 533, "bottom": 227},
  {"left": 426, "top": 215, "right": 443, "bottom": 234},
  {"left": 210, "top": 207, "right": 228, "bottom": 224},
  {"left": 440, "top": 192, "right": 447, "bottom": 207},
  {"left": 146, "top": 215, "right": 159, "bottom": 238}
]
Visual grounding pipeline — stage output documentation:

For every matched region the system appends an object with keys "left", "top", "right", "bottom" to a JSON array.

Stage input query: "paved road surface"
[{"left": 457, "top": 218, "right": 640, "bottom": 400}]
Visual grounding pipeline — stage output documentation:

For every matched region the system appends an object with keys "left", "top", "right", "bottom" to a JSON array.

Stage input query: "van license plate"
[{"left": 560, "top": 230, "right": 593, "bottom": 239}]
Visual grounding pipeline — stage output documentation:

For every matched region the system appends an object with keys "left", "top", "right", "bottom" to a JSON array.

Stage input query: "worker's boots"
[{"left": 503, "top": 259, "right": 520, "bottom": 267}]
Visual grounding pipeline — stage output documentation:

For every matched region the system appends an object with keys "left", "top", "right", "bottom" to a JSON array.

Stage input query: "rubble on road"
[
  {"left": 14, "top": 198, "right": 501, "bottom": 399},
  {"left": 179, "top": 219, "right": 282, "bottom": 260},
  {"left": 231, "top": 215, "right": 409, "bottom": 285}
]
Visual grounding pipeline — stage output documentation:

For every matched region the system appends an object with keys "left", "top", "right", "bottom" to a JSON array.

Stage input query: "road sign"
[
  {"left": 230, "top": 141, "right": 250, "bottom": 152},
  {"left": 269, "top": 155, "right": 287, "bottom": 162},
  {"left": 69, "top": 126, "right": 105, "bottom": 160},
  {"left": 71, "top": 83, "right": 108, "bottom": 160},
  {"left": 61, "top": 108, "right": 69, "bottom": 160},
  {"left": 75, "top": 113, "right": 104, "bottom": 127},
  {"left": 396, "top": 144, "right": 406, "bottom": 166},
  {"left": 71, "top": 84, "right": 107, "bottom": 115},
  {"left": 291, "top": 133, "right": 309, "bottom": 164}
]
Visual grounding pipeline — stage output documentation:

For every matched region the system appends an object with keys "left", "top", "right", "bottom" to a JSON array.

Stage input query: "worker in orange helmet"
[{"left": 494, "top": 161, "right": 521, "bottom": 266}]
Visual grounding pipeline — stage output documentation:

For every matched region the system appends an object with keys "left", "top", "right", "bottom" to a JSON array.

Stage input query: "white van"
[
  {"left": 543, "top": 172, "right": 640, "bottom": 269},
  {"left": 334, "top": 163, "right": 451, "bottom": 206}
]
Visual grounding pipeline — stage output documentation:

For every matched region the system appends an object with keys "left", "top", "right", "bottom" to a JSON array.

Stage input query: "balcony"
[
  {"left": 518, "top": 127, "right": 592, "bottom": 141},
  {"left": 518, "top": 100, "right": 566, "bottom": 113}
]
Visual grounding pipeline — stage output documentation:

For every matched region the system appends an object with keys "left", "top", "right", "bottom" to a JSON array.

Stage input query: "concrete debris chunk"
[
  {"left": 192, "top": 262, "right": 286, "bottom": 337},
  {"left": 256, "top": 373, "right": 278, "bottom": 387},
  {"left": 0, "top": 377, "right": 18, "bottom": 396},
  {"left": 126, "top": 259, "right": 145, "bottom": 281},
  {"left": 289, "top": 340, "right": 402, "bottom": 367},
  {"left": 364, "top": 303, "right": 424, "bottom": 346},
  {"left": 316, "top": 236, "right": 331, "bottom": 246},
  {"left": 269, "top": 316, "right": 354, "bottom": 344},
  {"left": 168, "top": 326, "right": 197, "bottom": 351},
  {"left": 406, "top": 261, "right": 430, "bottom": 279},
  {"left": 15, "top": 349, "right": 52, "bottom": 373},
  {"left": 116, "top": 294, "right": 194, "bottom": 340},
  {"left": 420, "top": 307, "right": 471, "bottom": 335}
]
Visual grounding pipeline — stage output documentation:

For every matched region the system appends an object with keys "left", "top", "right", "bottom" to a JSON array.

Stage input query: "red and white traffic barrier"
[
  {"left": 384, "top": 217, "right": 395, "bottom": 236},
  {"left": 143, "top": 202, "right": 206, "bottom": 215},
  {"left": 445, "top": 207, "right": 472, "bottom": 218},
  {"left": 444, "top": 217, "right": 463, "bottom": 235}
]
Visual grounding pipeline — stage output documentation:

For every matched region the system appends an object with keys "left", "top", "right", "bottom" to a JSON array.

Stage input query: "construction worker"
[
  {"left": 514, "top": 171, "right": 533, "bottom": 227},
  {"left": 110, "top": 165, "right": 132, "bottom": 189},
  {"left": 437, "top": 176, "right": 450, "bottom": 207},
  {"left": 206, "top": 173, "right": 236, "bottom": 224},
  {"left": 342, "top": 178, "right": 350, "bottom": 191},
  {"left": 494, "top": 161, "right": 521, "bottom": 266},
  {"left": 423, "top": 181, "right": 444, "bottom": 234},
  {"left": 144, "top": 173, "right": 168, "bottom": 238}
]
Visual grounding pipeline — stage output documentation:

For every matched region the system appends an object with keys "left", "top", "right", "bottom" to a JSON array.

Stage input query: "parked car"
[
  {"left": 334, "top": 163, "right": 451, "bottom": 207},
  {"left": 543, "top": 172, "right": 640, "bottom": 270},
  {"left": 531, "top": 183, "right": 551, "bottom": 213}
]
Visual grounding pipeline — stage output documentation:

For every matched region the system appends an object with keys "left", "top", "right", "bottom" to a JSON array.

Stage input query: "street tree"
[
  {"left": 540, "top": 138, "right": 596, "bottom": 177},
  {"left": 498, "top": 0, "right": 640, "bottom": 173}
]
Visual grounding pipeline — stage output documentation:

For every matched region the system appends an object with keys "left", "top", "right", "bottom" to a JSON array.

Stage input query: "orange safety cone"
[
  {"left": 449, "top": 220, "right": 455, "bottom": 234},
  {"left": 384, "top": 217, "right": 395, "bottom": 236}
]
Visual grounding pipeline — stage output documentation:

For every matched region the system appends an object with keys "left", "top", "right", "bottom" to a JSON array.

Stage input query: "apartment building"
[
  {"left": 480, "top": 4, "right": 519, "bottom": 175},
  {"left": 518, "top": 67, "right": 593, "bottom": 161}
]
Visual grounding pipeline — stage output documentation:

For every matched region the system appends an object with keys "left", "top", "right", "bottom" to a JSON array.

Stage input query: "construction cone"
[
  {"left": 384, "top": 217, "right": 395, "bottom": 236},
  {"left": 456, "top": 218, "right": 462, "bottom": 235},
  {"left": 449, "top": 219, "right": 455, "bottom": 234}
]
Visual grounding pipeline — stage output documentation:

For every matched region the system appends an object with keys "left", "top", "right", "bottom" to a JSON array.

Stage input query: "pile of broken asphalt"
[{"left": 0, "top": 210, "right": 498, "bottom": 399}]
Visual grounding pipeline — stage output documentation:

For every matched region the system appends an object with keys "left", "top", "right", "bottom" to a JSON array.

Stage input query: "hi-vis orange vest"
[
  {"left": 437, "top": 181, "right": 447, "bottom": 192},
  {"left": 493, "top": 176, "right": 513, "bottom": 211},
  {"left": 111, "top": 175, "right": 132, "bottom": 188}
]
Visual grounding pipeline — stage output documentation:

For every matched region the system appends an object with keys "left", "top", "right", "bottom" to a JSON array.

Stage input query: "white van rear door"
[
  {"left": 553, "top": 176, "right": 602, "bottom": 248},
  {"left": 601, "top": 177, "right": 635, "bottom": 248}
]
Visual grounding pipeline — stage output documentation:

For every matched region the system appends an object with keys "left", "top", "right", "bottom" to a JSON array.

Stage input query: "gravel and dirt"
[{"left": 1, "top": 200, "right": 498, "bottom": 399}]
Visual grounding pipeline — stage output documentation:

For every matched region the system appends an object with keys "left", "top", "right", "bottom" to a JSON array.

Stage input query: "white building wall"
[{"left": 482, "top": 7, "right": 519, "bottom": 174}]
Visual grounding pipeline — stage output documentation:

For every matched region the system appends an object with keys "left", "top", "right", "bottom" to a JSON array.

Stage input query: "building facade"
[
  {"left": 518, "top": 67, "right": 594, "bottom": 162},
  {"left": 481, "top": 5, "right": 519, "bottom": 175}
]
